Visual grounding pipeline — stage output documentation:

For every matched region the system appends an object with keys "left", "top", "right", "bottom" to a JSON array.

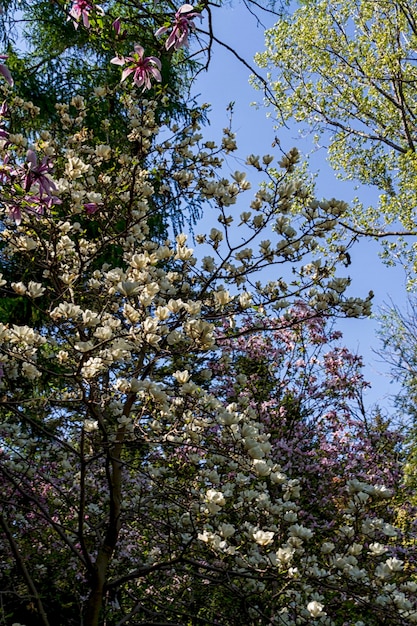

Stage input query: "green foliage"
[
  {"left": 256, "top": 0, "right": 417, "bottom": 279},
  {"left": 0, "top": 0, "right": 208, "bottom": 240},
  {"left": 378, "top": 299, "right": 417, "bottom": 507}
]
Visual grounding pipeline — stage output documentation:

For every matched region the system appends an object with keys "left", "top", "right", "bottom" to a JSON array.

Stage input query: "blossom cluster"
[{"left": 67, "top": 1, "right": 201, "bottom": 91}]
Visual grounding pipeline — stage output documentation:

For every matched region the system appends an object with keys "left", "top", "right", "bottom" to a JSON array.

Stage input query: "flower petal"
[
  {"left": 110, "top": 55, "right": 125, "bottom": 66},
  {"left": 0, "top": 64, "right": 13, "bottom": 86},
  {"left": 155, "top": 25, "right": 169, "bottom": 37},
  {"left": 121, "top": 67, "right": 134, "bottom": 82}
]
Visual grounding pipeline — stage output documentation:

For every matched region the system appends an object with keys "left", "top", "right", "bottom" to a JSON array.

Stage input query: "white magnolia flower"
[
  {"left": 219, "top": 523, "right": 235, "bottom": 539},
  {"left": 173, "top": 370, "right": 190, "bottom": 384},
  {"left": 321, "top": 542, "right": 335, "bottom": 554},
  {"left": 307, "top": 601, "right": 325, "bottom": 618},
  {"left": 81, "top": 357, "right": 104, "bottom": 378},
  {"left": 27, "top": 281, "right": 46, "bottom": 298},
  {"left": 238, "top": 291, "right": 252, "bottom": 309},
  {"left": 95, "top": 144, "right": 111, "bottom": 160},
  {"left": 252, "top": 529, "right": 274, "bottom": 546},
  {"left": 288, "top": 524, "right": 313, "bottom": 541},
  {"left": 214, "top": 288, "right": 231, "bottom": 307},
  {"left": 22, "top": 362, "right": 41, "bottom": 379},
  {"left": 252, "top": 459, "right": 271, "bottom": 477},
  {"left": 206, "top": 489, "right": 226, "bottom": 509},
  {"left": 74, "top": 341, "right": 95, "bottom": 353},
  {"left": 11, "top": 282, "right": 27, "bottom": 295},
  {"left": 65, "top": 155, "right": 90, "bottom": 179},
  {"left": 84, "top": 419, "right": 99, "bottom": 433}
]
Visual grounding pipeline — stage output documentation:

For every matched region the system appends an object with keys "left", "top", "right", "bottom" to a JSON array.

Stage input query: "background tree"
[
  {"left": 378, "top": 299, "right": 417, "bottom": 503},
  {"left": 212, "top": 306, "right": 404, "bottom": 495},
  {"left": 255, "top": 0, "right": 417, "bottom": 283}
]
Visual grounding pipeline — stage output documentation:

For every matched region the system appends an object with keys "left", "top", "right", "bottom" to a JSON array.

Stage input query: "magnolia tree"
[
  {"left": 0, "top": 5, "right": 416, "bottom": 626},
  {"left": 210, "top": 308, "right": 405, "bottom": 510}
]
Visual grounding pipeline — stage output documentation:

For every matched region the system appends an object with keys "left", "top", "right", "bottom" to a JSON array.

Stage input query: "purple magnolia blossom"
[
  {"left": 7, "top": 203, "right": 22, "bottom": 225},
  {"left": 112, "top": 17, "right": 126, "bottom": 38},
  {"left": 0, "top": 101, "right": 9, "bottom": 141},
  {"left": 23, "top": 149, "right": 57, "bottom": 196},
  {"left": 113, "top": 17, "right": 121, "bottom": 34},
  {"left": 8, "top": 193, "right": 61, "bottom": 225},
  {"left": 0, "top": 55, "right": 13, "bottom": 86},
  {"left": 111, "top": 45, "right": 162, "bottom": 91},
  {"left": 84, "top": 202, "right": 100, "bottom": 214},
  {"left": 155, "top": 4, "right": 200, "bottom": 51},
  {"left": 0, "top": 154, "right": 11, "bottom": 182},
  {"left": 68, "top": 0, "right": 104, "bottom": 29}
]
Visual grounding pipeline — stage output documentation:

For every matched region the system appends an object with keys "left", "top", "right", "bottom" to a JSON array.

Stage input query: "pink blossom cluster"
[
  {"left": 1, "top": 142, "right": 60, "bottom": 224},
  {"left": 68, "top": 0, "right": 104, "bottom": 29},
  {"left": 111, "top": 44, "right": 162, "bottom": 91},
  {"left": 155, "top": 4, "right": 200, "bottom": 51},
  {"left": 111, "top": 5, "right": 200, "bottom": 90},
  {"left": 210, "top": 306, "right": 409, "bottom": 530}
]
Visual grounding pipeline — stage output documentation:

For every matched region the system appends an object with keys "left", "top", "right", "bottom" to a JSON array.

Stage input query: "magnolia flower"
[
  {"left": 112, "top": 17, "right": 126, "bottom": 38},
  {"left": 8, "top": 190, "right": 61, "bottom": 225},
  {"left": 27, "top": 282, "right": 46, "bottom": 298},
  {"left": 0, "top": 101, "right": 9, "bottom": 140},
  {"left": 0, "top": 55, "right": 13, "bottom": 86},
  {"left": 11, "top": 282, "right": 27, "bottom": 295},
  {"left": 113, "top": 17, "right": 121, "bottom": 34},
  {"left": 307, "top": 601, "right": 325, "bottom": 618},
  {"left": 8, "top": 203, "right": 23, "bottom": 225},
  {"left": 111, "top": 45, "right": 162, "bottom": 91},
  {"left": 65, "top": 155, "right": 90, "bottom": 179},
  {"left": 252, "top": 529, "right": 274, "bottom": 546},
  {"left": 23, "top": 149, "right": 56, "bottom": 196},
  {"left": 84, "top": 419, "right": 99, "bottom": 432},
  {"left": 155, "top": 4, "right": 200, "bottom": 51},
  {"left": 68, "top": 0, "right": 104, "bottom": 29},
  {"left": 22, "top": 362, "right": 41, "bottom": 379},
  {"left": 84, "top": 202, "right": 100, "bottom": 215}
]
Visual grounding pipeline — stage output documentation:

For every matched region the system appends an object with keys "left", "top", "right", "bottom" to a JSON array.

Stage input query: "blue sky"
[{"left": 193, "top": 2, "right": 408, "bottom": 412}]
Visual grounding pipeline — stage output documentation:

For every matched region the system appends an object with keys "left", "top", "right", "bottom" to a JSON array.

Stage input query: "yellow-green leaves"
[{"left": 257, "top": 0, "right": 417, "bottom": 279}]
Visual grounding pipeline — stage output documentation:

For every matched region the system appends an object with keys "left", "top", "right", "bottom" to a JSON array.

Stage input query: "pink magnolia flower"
[
  {"left": 8, "top": 193, "right": 61, "bottom": 225},
  {"left": 0, "top": 101, "right": 9, "bottom": 141},
  {"left": 68, "top": 0, "right": 104, "bottom": 29},
  {"left": 0, "top": 55, "right": 13, "bottom": 86},
  {"left": 155, "top": 4, "right": 200, "bottom": 51},
  {"left": 113, "top": 17, "right": 121, "bottom": 34},
  {"left": 23, "top": 149, "right": 56, "bottom": 197},
  {"left": 112, "top": 17, "right": 126, "bottom": 38},
  {"left": 84, "top": 202, "right": 100, "bottom": 214},
  {"left": 111, "top": 45, "right": 162, "bottom": 91},
  {"left": 8, "top": 203, "right": 23, "bottom": 225},
  {"left": 0, "top": 154, "right": 11, "bottom": 182}
]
